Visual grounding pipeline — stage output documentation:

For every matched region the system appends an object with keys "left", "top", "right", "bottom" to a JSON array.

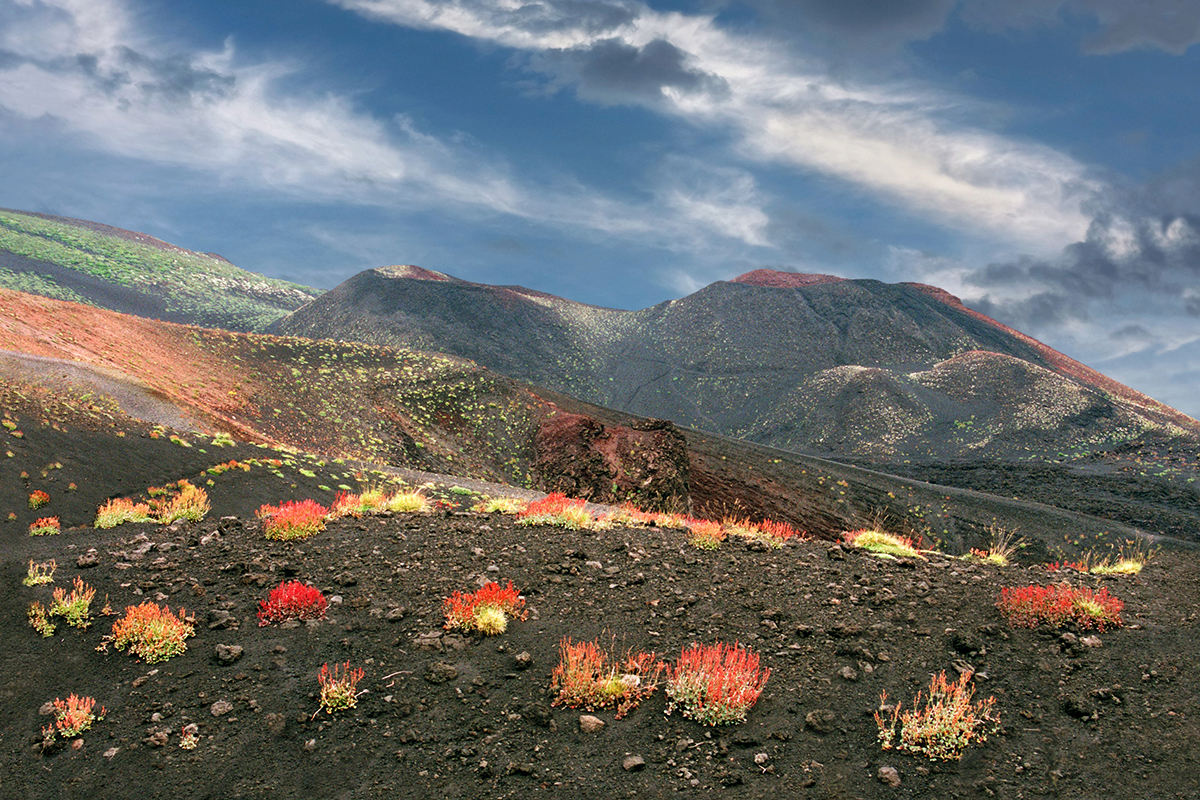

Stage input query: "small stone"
[
  {"left": 214, "top": 644, "right": 244, "bottom": 664},
  {"left": 753, "top": 753, "right": 770, "bottom": 765},
  {"left": 76, "top": 550, "right": 100, "bottom": 569},
  {"left": 513, "top": 651, "right": 534, "bottom": 670},
  {"left": 838, "top": 666, "right": 859, "bottom": 682},
  {"left": 264, "top": 712, "right": 287, "bottom": 736},
  {"left": 210, "top": 700, "right": 234, "bottom": 717},
  {"left": 385, "top": 607, "right": 406, "bottom": 622},
  {"left": 1081, "top": 635, "right": 1103, "bottom": 648},
  {"left": 145, "top": 729, "right": 170, "bottom": 747},
  {"left": 579, "top": 714, "right": 605, "bottom": 733},
  {"left": 623, "top": 755, "right": 646, "bottom": 771},
  {"left": 334, "top": 572, "right": 358, "bottom": 586},
  {"left": 805, "top": 709, "right": 837, "bottom": 734},
  {"left": 103, "top": 747, "right": 119, "bottom": 759},
  {"left": 826, "top": 545, "right": 845, "bottom": 561},
  {"left": 878, "top": 766, "right": 901, "bottom": 787},
  {"left": 303, "top": 738, "right": 317, "bottom": 752},
  {"left": 424, "top": 662, "right": 458, "bottom": 684}
]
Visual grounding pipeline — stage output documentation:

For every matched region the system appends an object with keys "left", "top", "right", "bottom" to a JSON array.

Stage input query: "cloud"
[
  {"left": 739, "top": 0, "right": 959, "bottom": 52},
  {"left": 329, "top": 0, "right": 1100, "bottom": 253},
  {"left": 961, "top": 0, "right": 1200, "bottom": 55},
  {"left": 535, "top": 37, "right": 728, "bottom": 104}
]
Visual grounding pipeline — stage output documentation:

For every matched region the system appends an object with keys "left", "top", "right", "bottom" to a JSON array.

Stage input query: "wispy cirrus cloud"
[{"left": 329, "top": 0, "right": 1099, "bottom": 253}]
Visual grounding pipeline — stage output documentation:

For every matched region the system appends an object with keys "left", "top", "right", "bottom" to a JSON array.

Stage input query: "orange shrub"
[
  {"left": 443, "top": 581, "right": 527, "bottom": 635},
  {"left": 111, "top": 601, "right": 194, "bottom": 662},
  {"left": 551, "top": 637, "right": 663, "bottom": 718},
  {"left": 29, "top": 516, "right": 61, "bottom": 536},
  {"left": 28, "top": 490, "right": 50, "bottom": 510},
  {"left": 257, "top": 499, "right": 328, "bottom": 540},
  {"left": 876, "top": 671, "right": 999, "bottom": 760}
]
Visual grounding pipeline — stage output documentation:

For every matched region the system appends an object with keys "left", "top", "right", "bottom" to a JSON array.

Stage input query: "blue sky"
[{"left": 3, "top": 0, "right": 1200, "bottom": 419}]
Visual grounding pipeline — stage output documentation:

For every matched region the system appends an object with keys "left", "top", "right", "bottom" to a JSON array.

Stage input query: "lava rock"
[{"left": 578, "top": 714, "right": 605, "bottom": 733}]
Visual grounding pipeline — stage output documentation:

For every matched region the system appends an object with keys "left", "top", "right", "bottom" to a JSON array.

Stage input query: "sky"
[{"left": 2, "top": 0, "right": 1200, "bottom": 419}]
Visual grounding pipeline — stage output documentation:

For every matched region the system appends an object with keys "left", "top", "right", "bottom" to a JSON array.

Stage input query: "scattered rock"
[
  {"left": 805, "top": 709, "right": 837, "bottom": 734},
  {"left": 826, "top": 545, "right": 845, "bottom": 561},
  {"left": 1061, "top": 695, "right": 1098, "bottom": 720},
  {"left": 76, "top": 550, "right": 100, "bottom": 569},
  {"left": 210, "top": 700, "right": 234, "bottom": 717},
  {"left": 521, "top": 703, "right": 555, "bottom": 729},
  {"left": 578, "top": 714, "right": 605, "bottom": 733},
  {"left": 265, "top": 712, "right": 287, "bottom": 736},
  {"left": 385, "top": 607, "right": 406, "bottom": 622},
  {"left": 838, "top": 666, "right": 859, "bottom": 682},
  {"left": 334, "top": 572, "right": 358, "bottom": 586},
  {"left": 513, "top": 651, "right": 533, "bottom": 670},
  {"left": 414, "top": 631, "right": 443, "bottom": 651},
  {"left": 214, "top": 644, "right": 244, "bottom": 664},
  {"left": 878, "top": 765, "right": 901, "bottom": 787},
  {"left": 623, "top": 754, "right": 647, "bottom": 771},
  {"left": 144, "top": 728, "right": 170, "bottom": 747},
  {"left": 424, "top": 661, "right": 458, "bottom": 684},
  {"left": 1081, "top": 635, "right": 1103, "bottom": 648}
]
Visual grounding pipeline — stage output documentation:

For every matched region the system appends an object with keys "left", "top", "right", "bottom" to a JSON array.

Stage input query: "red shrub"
[
  {"left": 257, "top": 499, "right": 328, "bottom": 540},
  {"left": 758, "top": 519, "right": 801, "bottom": 542},
  {"left": 28, "top": 490, "right": 50, "bottom": 510},
  {"left": 997, "top": 583, "right": 1123, "bottom": 631},
  {"left": 258, "top": 580, "right": 328, "bottom": 626},
  {"left": 444, "top": 580, "right": 527, "bottom": 634},
  {"left": 665, "top": 642, "right": 770, "bottom": 725}
]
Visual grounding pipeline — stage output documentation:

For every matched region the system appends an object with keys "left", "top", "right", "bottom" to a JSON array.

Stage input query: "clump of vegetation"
[
  {"left": 472, "top": 495, "right": 527, "bottom": 514},
  {"left": 665, "top": 642, "right": 770, "bottom": 726},
  {"left": 110, "top": 601, "right": 195, "bottom": 662},
  {"left": 687, "top": 518, "right": 726, "bottom": 550},
  {"left": 257, "top": 580, "right": 327, "bottom": 626},
  {"left": 45, "top": 694, "right": 104, "bottom": 741},
  {"left": 28, "top": 601, "right": 55, "bottom": 637},
  {"left": 257, "top": 499, "right": 329, "bottom": 540},
  {"left": 844, "top": 528, "right": 922, "bottom": 559},
  {"left": 385, "top": 488, "right": 429, "bottom": 513},
  {"left": 517, "top": 492, "right": 594, "bottom": 530},
  {"left": 1049, "top": 540, "right": 1157, "bottom": 576},
  {"left": 49, "top": 576, "right": 95, "bottom": 629},
  {"left": 94, "top": 497, "right": 154, "bottom": 528},
  {"left": 23, "top": 559, "right": 56, "bottom": 586},
  {"left": 28, "top": 516, "right": 61, "bottom": 536},
  {"left": 318, "top": 662, "right": 365, "bottom": 714},
  {"left": 876, "top": 671, "right": 999, "bottom": 761},
  {"left": 151, "top": 480, "right": 210, "bottom": 524},
  {"left": 965, "top": 525, "right": 1022, "bottom": 566},
  {"left": 550, "top": 638, "right": 663, "bottom": 718},
  {"left": 28, "top": 490, "right": 50, "bottom": 510},
  {"left": 443, "top": 581, "right": 527, "bottom": 635},
  {"left": 997, "top": 583, "right": 1124, "bottom": 631}
]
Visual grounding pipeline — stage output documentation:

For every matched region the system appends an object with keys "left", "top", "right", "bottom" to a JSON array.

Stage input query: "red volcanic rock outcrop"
[{"left": 533, "top": 413, "right": 690, "bottom": 513}]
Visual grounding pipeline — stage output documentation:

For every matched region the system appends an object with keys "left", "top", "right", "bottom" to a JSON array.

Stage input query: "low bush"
[
  {"left": 111, "top": 601, "right": 195, "bottom": 662},
  {"left": 49, "top": 576, "right": 95, "bottom": 629},
  {"left": 551, "top": 638, "right": 663, "bottom": 718},
  {"left": 28, "top": 490, "right": 50, "bottom": 510},
  {"left": 28, "top": 516, "right": 61, "bottom": 536},
  {"left": 997, "top": 583, "right": 1124, "bottom": 631},
  {"left": 517, "top": 492, "right": 593, "bottom": 530},
  {"left": 48, "top": 694, "right": 104, "bottom": 739},
  {"left": 94, "top": 497, "right": 154, "bottom": 529},
  {"left": 318, "top": 662, "right": 365, "bottom": 713},
  {"left": 257, "top": 499, "right": 328, "bottom": 540},
  {"left": 687, "top": 518, "right": 726, "bottom": 550},
  {"left": 876, "top": 671, "right": 999, "bottom": 760},
  {"left": 665, "top": 642, "right": 770, "bottom": 726},
  {"left": 472, "top": 495, "right": 527, "bottom": 514},
  {"left": 23, "top": 559, "right": 56, "bottom": 587},
  {"left": 152, "top": 481, "right": 210, "bottom": 524},
  {"left": 258, "top": 580, "right": 327, "bottom": 625},
  {"left": 844, "top": 529, "right": 922, "bottom": 559},
  {"left": 28, "top": 601, "right": 55, "bottom": 637},
  {"left": 443, "top": 581, "right": 527, "bottom": 635},
  {"left": 385, "top": 489, "right": 429, "bottom": 513}
]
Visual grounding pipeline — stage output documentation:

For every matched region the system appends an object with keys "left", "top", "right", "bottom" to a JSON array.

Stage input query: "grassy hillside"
[{"left": 0, "top": 209, "right": 318, "bottom": 331}]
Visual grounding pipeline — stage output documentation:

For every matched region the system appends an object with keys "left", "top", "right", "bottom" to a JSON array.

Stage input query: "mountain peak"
[
  {"left": 730, "top": 269, "right": 846, "bottom": 289},
  {"left": 374, "top": 265, "right": 458, "bottom": 282}
]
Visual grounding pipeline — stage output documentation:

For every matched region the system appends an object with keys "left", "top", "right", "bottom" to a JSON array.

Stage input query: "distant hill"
[
  {"left": 269, "top": 265, "right": 1200, "bottom": 462},
  {"left": 0, "top": 209, "right": 318, "bottom": 331}
]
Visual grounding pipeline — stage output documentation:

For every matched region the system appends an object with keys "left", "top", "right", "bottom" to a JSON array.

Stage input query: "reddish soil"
[{"left": 2, "top": 395, "right": 1199, "bottom": 800}]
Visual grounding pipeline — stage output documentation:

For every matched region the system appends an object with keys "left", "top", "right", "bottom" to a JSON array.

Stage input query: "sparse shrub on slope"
[
  {"left": 551, "top": 638, "right": 663, "bottom": 718},
  {"left": 876, "top": 671, "right": 999, "bottom": 761},
  {"left": 665, "top": 642, "right": 770, "bottom": 726},
  {"left": 443, "top": 581, "right": 527, "bottom": 635},
  {"left": 258, "top": 580, "right": 327, "bottom": 626},
  {"left": 517, "top": 492, "right": 594, "bottom": 530},
  {"left": 997, "top": 583, "right": 1123, "bottom": 631},
  {"left": 257, "top": 499, "right": 328, "bottom": 540},
  {"left": 109, "top": 601, "right": 194, "bottom": 663}
]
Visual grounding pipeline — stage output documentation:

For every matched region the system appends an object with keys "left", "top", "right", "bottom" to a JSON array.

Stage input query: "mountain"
[
  {"left": 0, "top": 208, "right": 318, "bottom": 331},
  {"left": 3, "top": 285, "right": 1167, "bottom": 554},
  {"left": 269, "top": 265, "right": 1198, "bottom": 458}
]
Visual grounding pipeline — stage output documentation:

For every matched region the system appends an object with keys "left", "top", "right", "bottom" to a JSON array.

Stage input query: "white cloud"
[{"left": 329, "top": 0, "right": 1099, "bottom": 253}]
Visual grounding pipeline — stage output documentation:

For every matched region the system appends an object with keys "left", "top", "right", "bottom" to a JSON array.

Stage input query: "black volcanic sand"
[{"left": 4, "top": 424, "right": 1200, "bottom": 799}]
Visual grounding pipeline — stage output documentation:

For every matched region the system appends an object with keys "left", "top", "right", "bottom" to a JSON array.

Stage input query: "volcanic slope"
[
  {"left": 0, "top": 286, "right": 1163, "bottom": 555},
  {"left": 0, "top": 209, "right": 317, "bottom": 331},
  {"left": 269, "top": 266, "right": 1198, "bottom": 463}
]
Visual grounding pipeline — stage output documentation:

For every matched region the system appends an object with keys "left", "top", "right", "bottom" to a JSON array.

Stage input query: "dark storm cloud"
[
  {"left": 738, "top": 0, "right": 957, "bottom": 50},
  {"left": 965, "top": 213, "right": 1200, "bottom": 330},
  {"left": 538, "top": 38, "right": 728, "bottom": 104},
  {"left": 112, "top": 47, "right": 235, "bottom": 103}
]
